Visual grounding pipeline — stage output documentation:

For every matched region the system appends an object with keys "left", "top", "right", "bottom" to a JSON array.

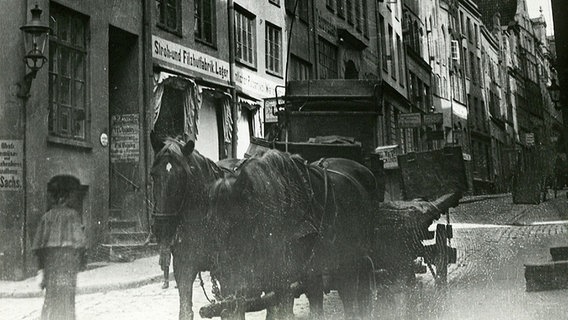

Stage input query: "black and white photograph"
[{"left": 0, "top": 0, "right": 567, "bottom": 319}]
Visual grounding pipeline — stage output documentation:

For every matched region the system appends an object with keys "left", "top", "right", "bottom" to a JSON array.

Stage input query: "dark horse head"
[{"left": 149, "top": 132, "right": 224, "bottom": 255}]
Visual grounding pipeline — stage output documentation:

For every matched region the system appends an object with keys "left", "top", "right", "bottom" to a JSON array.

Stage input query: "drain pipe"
[
  {"left": 228, "top": 0, "right": 238, "bottom": 158},
  {"left": 142, "top": 0, "right": 153, "bottom": 228}
]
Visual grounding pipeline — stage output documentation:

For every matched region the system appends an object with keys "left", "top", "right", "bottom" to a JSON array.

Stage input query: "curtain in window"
[
  {"left": 152, "top": 71, "right": 202, "bottom": 141},
  {"left": 222, "top": 95, "right": 233, "bottom": 143}
]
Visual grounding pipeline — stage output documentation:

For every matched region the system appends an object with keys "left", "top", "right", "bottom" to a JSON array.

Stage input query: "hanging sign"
[
  {"left": 423, "top": 113, "right": 443, "bottom": 126},
  {"left": 0, "top": 140, "right": 23, "bottom": 191},
  {"left": 398, "top": 113, "right": 422, "bottom": 128},
  {"left": 111, "top": 114, "right": 140, "bottom": 163}
]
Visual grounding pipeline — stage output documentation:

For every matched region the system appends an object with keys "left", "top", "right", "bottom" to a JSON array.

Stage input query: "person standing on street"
[{"left": 32, "top": 175, "right": 87, "bottom": 320}]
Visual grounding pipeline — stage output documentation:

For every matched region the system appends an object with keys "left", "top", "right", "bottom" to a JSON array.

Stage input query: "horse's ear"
[
  {"left": 150, "top": 131, "right": 164, "bottom": 152},
  {"left": 182, "top": 140, "right": 195, "bottom": 156}
]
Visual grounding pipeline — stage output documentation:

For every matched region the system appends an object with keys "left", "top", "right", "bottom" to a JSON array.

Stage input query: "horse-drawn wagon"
[
  {"left": 248, "top": 79, "right": 465, "bottom": 285},
  {"left": 149, "top": 80, "right": 466, "bottom": 320}
]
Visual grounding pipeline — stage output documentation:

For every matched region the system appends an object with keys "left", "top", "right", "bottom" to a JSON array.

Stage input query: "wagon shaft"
[{"left": 199, "top": 292, "right": 277, "bottom": 318}]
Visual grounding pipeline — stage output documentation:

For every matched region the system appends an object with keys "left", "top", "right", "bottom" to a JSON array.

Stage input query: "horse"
[
  {"left": 150, "top": 132, "right": 240, "bottom": 320},
  {"left": 207, "top": 149, "right": 377, "bottom": 320}
]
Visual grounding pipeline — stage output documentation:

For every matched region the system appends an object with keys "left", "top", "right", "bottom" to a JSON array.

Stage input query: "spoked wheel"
[{"left": 434, "top": 224, "right": 449, "bottom": 285}]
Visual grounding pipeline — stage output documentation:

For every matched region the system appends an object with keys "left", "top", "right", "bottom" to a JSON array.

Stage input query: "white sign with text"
[{"left": 152, "top": 36, "right": 230, "bottom": 83}]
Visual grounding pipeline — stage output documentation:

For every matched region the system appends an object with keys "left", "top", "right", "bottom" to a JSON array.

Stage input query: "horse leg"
[
  {"left": 172, "top": 251, "right": 198, "bottom": 320},
  {"left": 337, "top": 270, "right": 358, "bottom": 320},
  {"left": 304, "top": 275, "right": 324, "bottom": 320},
  {"left": 357, "top": 259, "right": 374, "bottom": 319},
  {"left": 266, "top": 293, "right": 294, "bottom": 320}
]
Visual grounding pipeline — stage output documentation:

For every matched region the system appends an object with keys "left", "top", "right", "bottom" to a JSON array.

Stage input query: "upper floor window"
[
  {"left": 266, "top": 23, "right": 282, "bottom": 76},
  {"left": 289, "top": 55, "right": 312, "bottom": 80},
  {"left": 49, "top": 4, "right": 88, "bottom": 141},
  {"left": 336, "top": 0, "right": 345, "bottom": 18},
  {"left": 235, "top": 7, "right": 256, "bottom": 68},
  {"left": 285, "top": 0, "right": 308, "bottom": 23},
  {"left": 157, "top": 0, "right": 181, "bottom": 34},
  {"left": 195, "top": 0, "right": 216, "bottom": 46},
  {"left": 346, "top": 0, "right": 353, "bottom": 25},
  {"left": 318, "top": 37, "right": 338, "bottom": 79}
]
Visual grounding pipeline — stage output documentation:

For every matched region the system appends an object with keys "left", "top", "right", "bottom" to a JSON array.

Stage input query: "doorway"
[{"left": 108, "top": 26, "right": 145, "bottom": 240}]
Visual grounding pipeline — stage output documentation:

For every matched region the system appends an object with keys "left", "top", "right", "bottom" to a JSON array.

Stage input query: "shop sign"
[
  {"left": 398, "top": 113, "right": 422, "bottom": 128},
  {"left": 111, "top": 114, "right": 140, "bottom": 163},
  {"left": 374, "top": 145, "right": 401, "bottom": 169},
  {"left": 234, "top": 66, "right": 283, "bottom": 99},
  {"left": 264, "top": 97, "right": 285, "bottom": 123},
  {"left": 524, "top": 132, "right": 535, "bottom": 146},
  {"left": 152, "top": 36, "right": 230, "bottom": 83},
  {"left": 317, "top": 10, "right": 337, "bottom": 38},
  {"left": 423, "top": 113, "right": 443, "bottom": 126},
  {"left": 0, "top": 140, "right": 23, "bottom": 191}
]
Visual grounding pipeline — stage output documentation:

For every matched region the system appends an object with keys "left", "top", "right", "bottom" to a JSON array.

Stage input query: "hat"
[{"left": 47, "top": 175, "right": 81, "bottom": 194}]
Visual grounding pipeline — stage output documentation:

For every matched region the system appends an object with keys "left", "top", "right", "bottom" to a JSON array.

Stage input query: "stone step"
[
  {"left": 108, "top": 219, "right": 139, "bottom": 232},
  {"left": 97, "top": 243, "right": 158, "bottom": 262},
  {"left": 109, "top": 231, "right": 148, "bottom": 244},
  {"left": 525, "top": 260, "right": 568, "bottom": 292}
]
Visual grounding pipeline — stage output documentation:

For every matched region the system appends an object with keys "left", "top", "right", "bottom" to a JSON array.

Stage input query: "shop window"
[
  {"left": 195, "top": 0, "right": 216, "bottom": 46},
  {"left": 48, "top": 4, "right": 88, "bottom": 141},
  {"left": 318, "top": 37, "right": 338, "bottom": 79},
  {"left": 156, "top": 0, "right": 181, "bottom": 34},
  {"left": 265, "top": 22, "right": 282, "bottom": 76},
  {"left": 235, "top": 7, "right": 256, "bottom": 68}
]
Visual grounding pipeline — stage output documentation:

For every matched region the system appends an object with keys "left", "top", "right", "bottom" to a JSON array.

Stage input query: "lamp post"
[
  {"left": 17, "top": 4, "right": 50, "bottom": 99},
  {"left": 548, "top": 78, "right": 561, "bottom": 110}
]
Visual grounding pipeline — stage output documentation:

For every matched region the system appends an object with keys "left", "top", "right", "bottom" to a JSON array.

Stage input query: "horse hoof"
[{"left": 162, "top": 282, "right": 169, "bottom": 289}]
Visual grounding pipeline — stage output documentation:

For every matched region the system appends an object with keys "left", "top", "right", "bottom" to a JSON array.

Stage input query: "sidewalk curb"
[{"left": 0, "top": 273, "right": 166, "bottom": 299}]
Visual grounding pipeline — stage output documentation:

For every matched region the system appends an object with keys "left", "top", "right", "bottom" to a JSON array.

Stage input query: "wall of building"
[{"left": 0, "top": 0, "right": 145, "bottom": 280}]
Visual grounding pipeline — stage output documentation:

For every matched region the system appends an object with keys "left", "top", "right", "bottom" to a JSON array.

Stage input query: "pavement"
[{"left": 2, "top": 189, "right": 567, "bottom": 299}]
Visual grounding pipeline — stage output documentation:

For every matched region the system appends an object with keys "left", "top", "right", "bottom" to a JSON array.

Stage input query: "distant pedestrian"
[{"left": 32, "top": 175, "right": 87, "bottom": 320}]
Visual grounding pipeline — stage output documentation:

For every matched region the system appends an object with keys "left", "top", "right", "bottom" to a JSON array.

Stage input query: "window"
[
  {"left": 235, "top": 7, "right": 256, "bottom": 67},
  {"left": 48, "top": 4, "right": 88, "bottom": 140},
  {"left": 470, "top": 51, "right": 475, "bottom": 82},
  {"left": 346, "top": 0, "right": 353, "bottom": 25},
  {"left": 362, "top": 0, "right": 368, "bottom": 36},
  {"left": 286, "top": 0, "right": 308, "bottom": 22},
  {"left": 388, "top": 25, "right": 395, "bottom": 78},
  {"left": 157, "top": 0, "right": 181, "bottom": 34},
  {"left": 355, "top": 0, "right": 362, "bottom": 31},
  {"left": 289, "top": 55, "right": 311, "bottom": 80},
  {"left": 397, "top": 34, "right": 404, "bottom": 86},
  {"left": 380, "top": 14, "right": 387, "bottom": 71},
  {"left": 265, "top": 23, "right": 282, "bottom": 76},
  {"left": 336, "top": 0, "right": 345, "bottom": 18},
  {"left": 195, "top": 0, "right": 216, "bottom": 46},
  {"left": 318, "top": 38, "right": 338, "bottom": 79},
  {"left": 326, "top": 0, "right": 334, "bottom": 11}
]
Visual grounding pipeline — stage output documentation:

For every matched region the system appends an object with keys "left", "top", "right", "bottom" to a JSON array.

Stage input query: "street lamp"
[
  {"left": 548, "top": 79, "right": 561, "bottom": 110},
  {"left": 17, "top": 4, "right": 51, "bottom": 99}
]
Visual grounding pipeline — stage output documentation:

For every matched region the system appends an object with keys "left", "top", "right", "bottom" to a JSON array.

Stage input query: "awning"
[{"left": 238, "top": 96, "right": 261, "bottom": 111}]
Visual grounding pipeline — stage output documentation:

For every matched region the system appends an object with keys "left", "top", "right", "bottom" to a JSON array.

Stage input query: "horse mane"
[{"left": 209, "top": 149, "right": 312, "bottom": 235}]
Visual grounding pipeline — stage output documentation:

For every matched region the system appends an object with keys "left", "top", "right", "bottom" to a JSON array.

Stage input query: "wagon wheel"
[{"left": 434, "top": 224, "right": 448, "bottom": 285}]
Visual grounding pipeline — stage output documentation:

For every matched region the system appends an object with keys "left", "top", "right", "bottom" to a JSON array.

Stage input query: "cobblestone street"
[{"left": 2, "top": 193, "right": 568, "bottom": 319}]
